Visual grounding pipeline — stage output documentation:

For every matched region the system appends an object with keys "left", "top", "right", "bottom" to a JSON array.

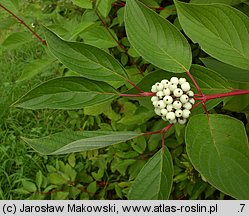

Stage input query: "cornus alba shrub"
[{"left": 3, "top": 0, "right": 249, "bottom": 199}]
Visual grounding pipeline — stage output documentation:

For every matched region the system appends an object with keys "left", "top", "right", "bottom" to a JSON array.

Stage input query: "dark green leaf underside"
[{"left": 23, "top": 130, "right": 141, "bottom": 155}]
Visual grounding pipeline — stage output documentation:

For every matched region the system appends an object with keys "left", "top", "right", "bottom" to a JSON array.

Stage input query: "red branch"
[
  {"left": 182, "top": 67, "right": 202, "bottom": 95},
  {"left": 0, "top": 4, "right": 47, "bottom": 46},
  {"left": 182, "top": 66, "right": 208, "bottom": 114},
  {"left": 196, "top": 89, "right": 249, "bottom": 102},
  {"left": 161, "top": 123, "right": 174, "bottom": 149}
]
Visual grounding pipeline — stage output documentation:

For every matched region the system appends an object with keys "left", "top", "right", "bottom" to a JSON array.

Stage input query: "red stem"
[
  {"left": 183, "top": 67, "right": 203, "bottom": 95},
  {"left": 0, "top": 4, "right": 47, "bottom": 46},
  {"left": 197, "top": 89, "right": 249, "bottom": 102},
  {"left": 142, "top": 129, "right": 162, "bottom": 136},
  {"left": 95, "top": 9, "right": 127, "bottom": 53},
  {"left": 161, "top": 123, "right": 174, "bottom": 149},
  {"left": 125, "top": 79, "right": 144, "bottom": 93}
]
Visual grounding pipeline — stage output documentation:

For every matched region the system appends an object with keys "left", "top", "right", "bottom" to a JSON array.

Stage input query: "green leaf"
[
  {"left": 80, "top": 26, "right": 118, "bottom": 48},
  {"left": 22, "top": 130, "right": 142, "bottom": 155},
  {"left": 72, "top": 0, "right": 92, "bottom": 9},
  {"left": 87, "top": 181, "right": 97, "bottom": 193},
  {"left": 36, "top": 171, "right": 43, "bottom": 189},
  {"left": 111, "top": 159, "right": 136, "bottom": 176},
  {"left": 43, "top": 27, "right": 128, "bottom": 82},
  {"left": 191, "top": 0, "right": 246, "bottom": 5},
  {"left": 48, "top": 173, "right": 67, "bottom": 185},
  {"left": 124, "top": 0, "right": 191, "bottom": 73},
  {"left": 52, "top": 191, "right": 69, "bottom": 200},
  {"left": 190, "top": 0, "right": 246, "bottom": 5},
  {"left": 175, "top": 1, "right": 249, "bottom": 70},
  {"left": 22, "top": 181, "right": 37, "bottom": 193},
  {"left": 2, "top": 31, "right": 33, "bottom": 49},
  {"left": 186, "top": 114, "right": 249, "bottom": 199},
  {"left": 200, "top": 57, "right": 249, "bottom": 83},
  {"left": 96, "top": 0, "right": 114, "bottom": 17},
  {"left": 13, "top": 77, "right": 118, "bottom": 109},
  {"left": 128, "top": 148, "right": 173, "bottom": 200},
  {"left": 17, "top": 58, "right": 55, "bottom": 82},
  {"left": 139, "top": 0, "right": 159, "bottom": 7}
]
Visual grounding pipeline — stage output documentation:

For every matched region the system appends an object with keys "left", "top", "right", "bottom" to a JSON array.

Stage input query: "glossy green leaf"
[
  {"left": 190, "top": 0, "right": 246, "bottom": 5},
  {"left": 139, "top": 0, "right": 159, "bottom": 7},
  {"left": 22, "top": 131, "right": 141, "bottom": 155},
  {"left": 43, "top": 27, "right": 128, "bottom": 82},
  {"left": 125, "top": 0, "right": 191, "bottom": 73},
  {"left": 13, "top": 77, "right": 118, "bottom": 109},
  {"left": 175, "top": 1, "right": 249, "bottom": 70},
  {"left": 186, "top": 114, "right": 249, "bottom": 199},
  {"left": 72, "top": 0, "right": 92, "bottom": 9},
  {"left": 2, "top": 31, "right": 33, "bottom": 49},
  {"left": 80, "top": 26, "right": 118, "bottom": 48},
  {"left": 128, "top": 148, "right": 173, "bottom": 200},
  {"left": 200, "top": 57, "right": 249, "bottom": 83},
  {"left": 96, "top": 0, "right": 114, "bottom": 17}
]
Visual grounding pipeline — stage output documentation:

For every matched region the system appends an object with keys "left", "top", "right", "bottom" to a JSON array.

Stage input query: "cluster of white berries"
[{"left": 151, "top": 77, "right": 195, "bottom": 124}]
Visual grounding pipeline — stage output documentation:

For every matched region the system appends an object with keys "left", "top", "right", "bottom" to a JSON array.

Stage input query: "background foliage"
[{"left": 0, "top": 0, "right": 249, "bottom": 200}]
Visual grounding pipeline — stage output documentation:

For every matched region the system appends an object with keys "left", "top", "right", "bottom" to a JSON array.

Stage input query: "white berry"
[
  {"left": 187, "top": 90, "right": 194, "bottom": 97},
  {"left": 161, "top": 79, "right": 170, "bottom": 86},
  {"left": 181, "top": 82, "right": 191, "bottom": 92},
  {"left": 169, "top": 83, "right": 177, "bottom": 91},
  {"left": 170, "top": 77, "right": 179, "bottom": 85},
  {"left": 160, "top": 109, "right": 168, "bottom": 116},
  {"left": 183, "top": 102, "right": 192, "bottom": 110},
  {"left": 179, "top": 78, "right": 187, "bottom": 85},
  {"left": 166, "top": 104, "right": 174, "bottom": 112},
  {"left": 173, "top": 100, "right": 182, "bottom": 109},
  {"left": 163, "top": 88, "right": 171, "bottom": 96},
  {"left": 157, "top": 100, "right": 166, "bottom": 109},
  {"left": 180, "top": 94, "right": 189, "bottom": 104},
  {"left": 166, "top": 112, "right": 176, "bottom": 121},
  {"left": 156, "top": 91, "right": 164, "bottom": 99},
  {"left": 182, "top": 109, "right": 191, "bottom": 118},
  {"left": 173, "top": 88, "right": 183, "bottom": 97},
  {"left": 178, "top": 118, "right": 187, "bottom": 125},
  {"left": 151, "top": 85, "right": 157, "bottom": 93},
  {"left": 175, "top": 109, "right": 183, "bottom": 117},
  {"left": 151, "top": 96, "right": 158, "bottom": 102},
  {"left": 189, "top": 98, "right": 195, "bottom": 104},
  {"left": 156, "top": 83, "right": 164, "bottom": 91},
  {"left": 153, "top": 101, "right": 158, "bottom": 107},
  {"left": 163, "top": 96, "right": 173, "bottom": 104},
  {"left": 154, "top": 108, "right": 161, "bottom": 116}
]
